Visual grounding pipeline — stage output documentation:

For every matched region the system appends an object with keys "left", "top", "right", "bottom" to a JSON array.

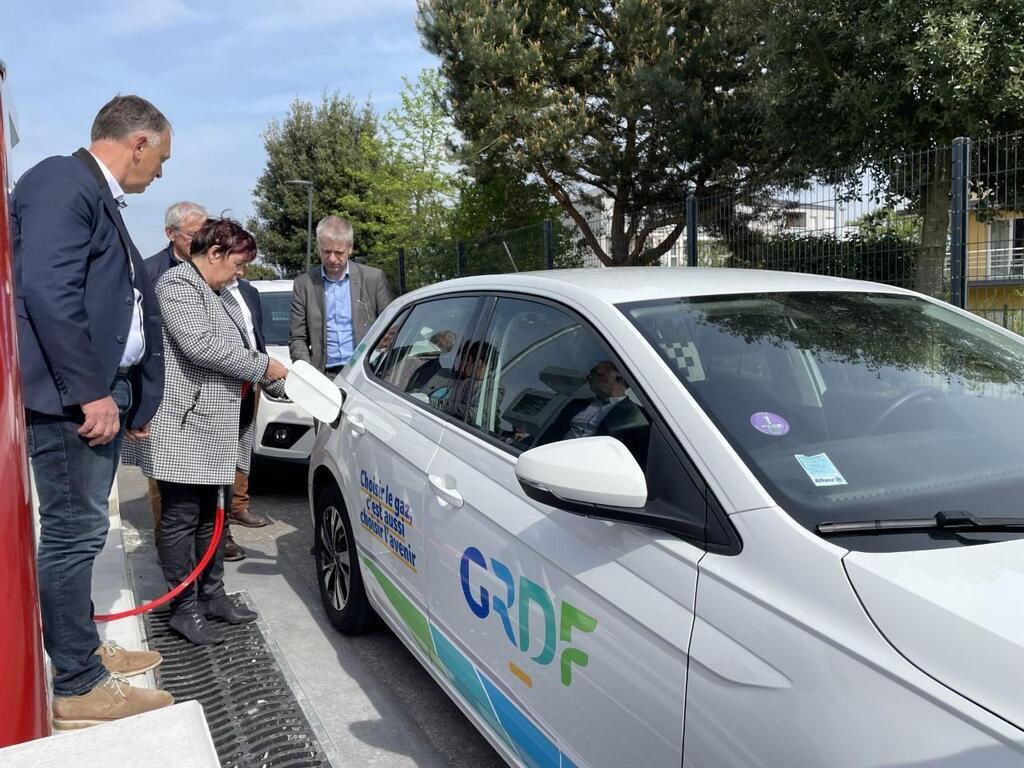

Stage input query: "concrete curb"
[{"left": 0, "top": 700, "right": 219, "bottom": 767}]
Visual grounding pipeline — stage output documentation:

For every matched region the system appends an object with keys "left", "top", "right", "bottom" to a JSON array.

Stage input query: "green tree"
[
  {"left": 452, "top": 166, "right": 579, "bottom": 275},
  {"left": 449, "top": 166, "right": 560, "bottom": 241},
  {"left": 243, "top": 261, "right": 280, "bottom": 281},
  {"left": 248, "top": 94, "right": 396, "bottom": 275},
  {"left": 744, "top": 0, "right": 1024, "bottom": 295},
  {"left": 419, "top": 0, "right": 763, "bottom": 267},
  {"left": 380, "top": 68, "right": 457, "bottom": 248}
]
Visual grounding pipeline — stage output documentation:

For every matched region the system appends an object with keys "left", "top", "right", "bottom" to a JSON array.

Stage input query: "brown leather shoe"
[
  {"left": 96, "top": 640, "right": 162, "bottom": 677},
  {"left": 223, "top": 536, "right": 247, "bottom": 561},
  {"left": 229, "top": 507, "right": 270, "bottom": 528},
  {"left": 54, "top": 641, "right": 162, "bottom": 679},
  {"left": 52, "top": 674, "right": 174, "bottom": 730}
]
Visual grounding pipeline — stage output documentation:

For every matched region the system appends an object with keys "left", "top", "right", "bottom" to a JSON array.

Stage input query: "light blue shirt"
[{"left": 323, "top": 266, "right": 354, "bottom": 367}]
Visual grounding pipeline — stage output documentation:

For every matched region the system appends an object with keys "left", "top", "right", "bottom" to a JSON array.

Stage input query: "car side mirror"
[{"left": 516, "top": 436, "right": 647, "bottom": 511}]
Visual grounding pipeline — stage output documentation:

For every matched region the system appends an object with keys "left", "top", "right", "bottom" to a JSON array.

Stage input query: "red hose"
[{"left": 95, "top": 504, "right": 225, "bottom": 623}]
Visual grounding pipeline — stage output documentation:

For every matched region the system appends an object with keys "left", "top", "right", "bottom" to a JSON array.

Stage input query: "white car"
[
  {"left": 251, "top": 279, "right": 315, "bottom": 462},
  {"left": 308, "top": 268, "right": 1024, "bottom": 768}
]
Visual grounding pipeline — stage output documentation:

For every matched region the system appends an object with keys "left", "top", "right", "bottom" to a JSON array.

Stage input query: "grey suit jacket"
[
  {"left": 288, "top": 261, "right": 393, "bottom": 371},
  {"left": 128, "top": 263, "right": 284, "bottom": 485}
]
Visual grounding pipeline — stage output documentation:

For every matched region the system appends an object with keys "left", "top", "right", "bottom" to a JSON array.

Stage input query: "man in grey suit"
[{"left": 289, "top": 216, "right": 393, "bottom": 375}]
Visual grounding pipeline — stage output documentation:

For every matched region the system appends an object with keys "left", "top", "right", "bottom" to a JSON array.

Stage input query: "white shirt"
[
  {"left": 225, "top": 280, "right": 258, "bottom": 350},
  {"left": 90, "top": 152, "right": 145, "bottom": 367},
  {"left": 567, "top": 395, "right": 625, "bottom": 439}
]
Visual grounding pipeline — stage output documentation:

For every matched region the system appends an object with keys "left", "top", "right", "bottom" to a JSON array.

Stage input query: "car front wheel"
[{"left": 314, "top": 484, "right": 375, "bottom": 634}]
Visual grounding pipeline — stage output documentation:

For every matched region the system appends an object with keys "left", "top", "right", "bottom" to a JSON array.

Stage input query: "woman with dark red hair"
[{"left": 133, "top": 219, "right": 287, "bottom": 645}]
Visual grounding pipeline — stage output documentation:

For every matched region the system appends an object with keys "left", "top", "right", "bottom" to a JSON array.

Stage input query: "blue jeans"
[{"left": 27, "top": 375, "right": 132, "bottom": 697}]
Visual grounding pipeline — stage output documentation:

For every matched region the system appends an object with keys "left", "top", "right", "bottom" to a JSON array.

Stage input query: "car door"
[
  {"left": 423, "top": 295, "right": 707, "bottom": 768},
  {"left": 341, "top": 295, "right": 485, "bottom": 647}
]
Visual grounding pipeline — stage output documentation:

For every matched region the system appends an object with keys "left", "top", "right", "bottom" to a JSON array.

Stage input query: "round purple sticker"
[{"left": 750, "top": 411, "right": 790, "bottom": 436}]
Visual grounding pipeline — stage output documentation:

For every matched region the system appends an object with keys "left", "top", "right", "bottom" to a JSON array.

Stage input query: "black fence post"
[
  {"left": 543, "top": 219, "right": 554, "bottom": 270},
  {"left": 950, "top": 137, "right": 970, "bottom": 309},
  {"left": 686, "top": 194, "right": 698, "bottom": 267},
  {"left": 457, "top": 241, "right": 466, "bottom": 277},
  {"left": 397, "top": 247, "right": 406, "bottom": 295}
]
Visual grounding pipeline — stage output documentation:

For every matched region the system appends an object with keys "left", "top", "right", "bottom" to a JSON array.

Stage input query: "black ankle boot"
[
  {"left": 169, "top": 607, "right": 226, "bottom": 645},
  {"left": 200, "top": 595, "right": 257, "bottom": 625}
]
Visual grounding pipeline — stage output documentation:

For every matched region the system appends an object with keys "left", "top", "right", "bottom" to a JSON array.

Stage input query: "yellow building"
[{"left": 966, "top": 212, "right": 1024, "bottom": 331}]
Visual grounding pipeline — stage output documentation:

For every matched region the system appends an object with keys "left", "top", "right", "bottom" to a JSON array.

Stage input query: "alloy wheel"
[{"left": 319, "top": 505, "right": 351, "bottom": 610}]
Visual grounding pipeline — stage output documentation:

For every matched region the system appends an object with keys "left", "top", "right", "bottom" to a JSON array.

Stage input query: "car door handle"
[
  {"left": 428, "top": 474, "right": 464, "bottom": 508},
  {"left": 348, "top": 411, "right": 366, "bottom": 436}
]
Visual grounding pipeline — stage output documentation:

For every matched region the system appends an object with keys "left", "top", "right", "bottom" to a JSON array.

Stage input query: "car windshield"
[
  {"left": 259, "top": 290, "right": 291, "bottom": 347},
  {"left": 622, "top": 292, "right": 1024, "bottom": 537}
]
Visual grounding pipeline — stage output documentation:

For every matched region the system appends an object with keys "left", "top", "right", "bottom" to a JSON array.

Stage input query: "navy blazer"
[
  {"left": 11, "top": 149, "right": 164, "bottom": 428},
  {"left": 144, "top": 242, "right": 180, "bottom": 286},
  {"left": 237, "top": 278, "right": 266, "bottom": 353}
]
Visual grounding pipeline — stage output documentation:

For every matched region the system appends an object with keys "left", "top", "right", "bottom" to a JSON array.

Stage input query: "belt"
[
  {"left": 116, "top": 365, "right": 135, "bottom": 375},
  {"left": 325, "top": 365, "right": 344, "bottom": 375}
]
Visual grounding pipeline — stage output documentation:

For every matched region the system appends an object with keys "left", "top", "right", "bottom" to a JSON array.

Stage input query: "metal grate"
[{"left": 144, "top": 595, "right": 331, "bottom": 768}]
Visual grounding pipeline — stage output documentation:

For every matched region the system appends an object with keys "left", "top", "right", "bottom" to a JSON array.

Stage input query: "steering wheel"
[{"left": 866, "top": 387, "right": 945, "bottom": 435}]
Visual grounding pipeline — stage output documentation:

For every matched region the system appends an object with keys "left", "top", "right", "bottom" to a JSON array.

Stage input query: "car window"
[
  {"left": 366, "top": 309, "right": 408, "bottom": 375},
  {"left": 467, "top": 297, "right": 652, "bottom": 469},
  {"left": 368, "top": 297, "right": 483, "bottom": 418},
  {"left": 258, "top": 290, "right": 291, "bottom": 347}
]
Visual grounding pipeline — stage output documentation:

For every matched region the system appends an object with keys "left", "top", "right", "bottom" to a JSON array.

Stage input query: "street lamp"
[{"left": 286, "top": 179, "right": 314, "bottom": 272}]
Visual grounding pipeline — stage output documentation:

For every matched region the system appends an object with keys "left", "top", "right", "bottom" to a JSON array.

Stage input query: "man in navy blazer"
[
  {"left": 145, "top": 200, "right": 207, "bottom": 284},
  {"left": 12, "top": 95, "right": 174, "bottom": 726}
]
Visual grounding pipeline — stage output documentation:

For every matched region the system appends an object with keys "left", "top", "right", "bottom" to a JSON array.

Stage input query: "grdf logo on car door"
[{"left": 460, "top": 545, "right": 598, "bottom": 688}]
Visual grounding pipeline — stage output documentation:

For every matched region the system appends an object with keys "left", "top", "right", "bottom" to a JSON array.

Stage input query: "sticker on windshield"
[
  {"left": 795, "top": 453, "right": 847, "bottom": 487},
  {"left": 751, "top": 411, "right": 790, "bottom": 436}
]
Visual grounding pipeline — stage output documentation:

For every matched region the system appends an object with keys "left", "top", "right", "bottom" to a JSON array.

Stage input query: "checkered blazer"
[{"left": 127, "top": 263, "right": 283, "bottom": 485}]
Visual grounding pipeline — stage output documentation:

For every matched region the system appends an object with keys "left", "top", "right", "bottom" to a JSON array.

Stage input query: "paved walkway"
[{"left": 117, "top": 463, "right": 503, "bottom": 768}]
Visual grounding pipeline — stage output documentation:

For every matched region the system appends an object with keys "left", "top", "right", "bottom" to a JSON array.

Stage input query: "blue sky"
[{"left": 1, "top": 0, "right": 437, "bottom": 255}]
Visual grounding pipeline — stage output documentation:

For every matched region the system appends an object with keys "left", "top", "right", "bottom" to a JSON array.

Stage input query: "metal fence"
[
  {"left": 690, "top": 145, "right": 952, "bottom": 301},
  {"left": 964, "top": 132, "right": 1024, "bottom": 333},
  {"left": 378, "top": 131, "right": 1024, "bottom": 333},
  {"left": 393, "top": 219, "right": 590, "bottom": 294}
]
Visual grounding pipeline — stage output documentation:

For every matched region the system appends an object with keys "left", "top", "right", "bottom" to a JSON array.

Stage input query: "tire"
[{"left": 314, "top": 483, "right": 376, "bottom": 634}]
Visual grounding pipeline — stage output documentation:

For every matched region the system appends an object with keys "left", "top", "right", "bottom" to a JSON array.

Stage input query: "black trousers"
[{"left": 157, "top": 481, "right": 228, "bottom": 613}]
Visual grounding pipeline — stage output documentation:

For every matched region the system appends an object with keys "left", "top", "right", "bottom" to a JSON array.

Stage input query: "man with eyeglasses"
[
  {"left": 145, "top": 200, "right": 207, "bottom": 283},
  {"left": 289, "top": 215, "right": 393, "bottom": 376}
]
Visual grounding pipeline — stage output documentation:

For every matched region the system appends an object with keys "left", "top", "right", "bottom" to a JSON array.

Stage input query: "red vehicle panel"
[{"left": 0, "top": 59, "right": 49, "bottom": 746}]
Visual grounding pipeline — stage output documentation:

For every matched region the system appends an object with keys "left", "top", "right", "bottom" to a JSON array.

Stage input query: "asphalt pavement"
[{"left": 117, "top": 460, "right": 504, "bottom": 768}]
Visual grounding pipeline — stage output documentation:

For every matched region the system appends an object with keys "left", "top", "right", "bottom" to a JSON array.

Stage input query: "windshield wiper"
[{"left": 817, "top": 511, "right": 1024, "bottom": 536}]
